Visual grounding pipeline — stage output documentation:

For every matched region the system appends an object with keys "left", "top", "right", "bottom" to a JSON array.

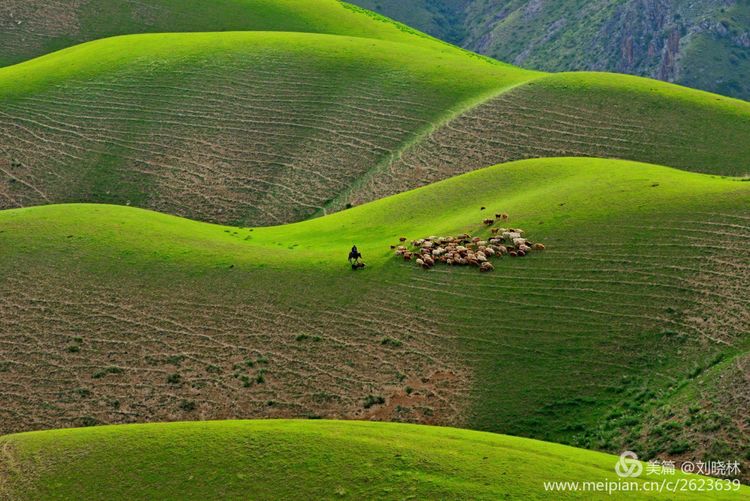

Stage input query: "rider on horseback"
[{"left": 348, "top": 245, "right": 365, "bottom": 269}]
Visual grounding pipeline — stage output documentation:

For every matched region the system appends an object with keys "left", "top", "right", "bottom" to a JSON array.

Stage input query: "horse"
[{"left": 349, "top": 246, "right": 364, "bottom": 269}]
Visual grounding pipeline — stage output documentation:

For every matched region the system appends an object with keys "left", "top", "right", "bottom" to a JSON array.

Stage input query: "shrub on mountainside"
[
  {"left": 364, "top": 395, "right": 386, "bottom": 409},
  {"left": 92, "top": 367, "right": 124, "bottom": 379}
]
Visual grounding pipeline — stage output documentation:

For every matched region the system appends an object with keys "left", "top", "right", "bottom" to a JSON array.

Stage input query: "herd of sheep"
[{"left": 392, "top": 213, "right": 545, "bottom": 272}]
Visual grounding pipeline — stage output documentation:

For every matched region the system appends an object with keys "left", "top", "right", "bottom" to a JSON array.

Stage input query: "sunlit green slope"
[
  {"left": 3, "top": 32, "right": 750, "bottom": 226},
  {"left": 347, "top": 71, "right": 750, "bottom": 210},
  {"left": 1, "top": 420, "right": 745, "bottom": 500},
  {"left": 0, "top": 31, "right": 535, "bottom": 226},
  {"left": 1, "top": 158, "right": 747, "bottom": 470},
  {"left": 0, "top": 0, "right": 485, "bottom": 68}
]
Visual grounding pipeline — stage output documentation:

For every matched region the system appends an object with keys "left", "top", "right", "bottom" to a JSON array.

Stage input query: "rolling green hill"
[
  {"left": 0, "top": 0, "right": 478, "bottom": 68},
  {"left": 1, "top": 420, "right": 745, "bottom": 500},
  {"left": 351, "top": 0, "right": 750, "bottom": 101},
  {"left": 1, "top": 158, "right": 747, "bottom": 474},
  {"left": 8, "top": 0, "right": 748, "bottom": 102},
  {"left": 2, "top": 32, "right": 749, "bottom": 226},
  {"left": 1, "top": 0, "right": 748, "bottom": 491},
  {"left": 341, "top": 71, "right": 750, "bottom": 211},
  {"left": 0, "top": 31, "right": 535, "bottom": 226}
]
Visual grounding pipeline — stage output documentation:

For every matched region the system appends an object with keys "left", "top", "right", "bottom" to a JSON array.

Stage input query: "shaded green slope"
[
  {"left": 1, "top": 420, "right": 745, "bottom": 500},
  {"left": 4, "top": 158, "right": 747, "bottom": 266},
  {"left": 0, "top": 31, "right": 536, "bottom": 226},
  {"left": 1, "top": 158, "right": 748, "bottom": 472},
  {"left": 0, "top": 0, "right": 485, "bottom": 68},
  {"left": 4, "top": 33, "right": 750, "bottom": 228},
  {"left": 635, "top": 352, "right": 750, "bottom": 483},
  {"left": 346, "top": 71, "right": 750, "bottom": 210}
]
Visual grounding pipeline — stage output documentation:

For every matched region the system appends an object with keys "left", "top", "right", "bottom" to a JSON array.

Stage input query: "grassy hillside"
[
  {"left": 349, "top": 70, "right": 750, "bottom": 209},
  {"left": 1, "top": 158, "right": 747, "bottom": 473},
  {"left": 2, "top": 0, "right": 747, "bottom": 493},
  {"left": 0, "top": 0, "right": 484, "bottom": 68},
  {"left": 3, "top": 34, "right": 749, "bottom": 227},
  {"left": 678, "top": 3, "right": 750, "bottom": 99},
  {"left": 0, "top": 31, "right": 535, "bottom": 226},
  {"left": 350, "top": 0, "right": 750, "bottom": 101},
  {"left": 1, "top": 420, "right": 745, "bottom": 500},
  {"left": 636, "top": 352, "right": 750, "bottom": 481}
]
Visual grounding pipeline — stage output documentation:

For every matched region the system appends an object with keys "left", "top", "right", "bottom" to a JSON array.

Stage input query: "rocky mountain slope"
[{"left": 352, "top": 0, "right": 750, "bottom": 100}]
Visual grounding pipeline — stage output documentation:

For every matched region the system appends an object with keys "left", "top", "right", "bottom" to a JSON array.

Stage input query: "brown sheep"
[
  {"left": 483, "top": 218, "right": 495, "bottom": 226},
  {"left": 399, "top": 237, "right": 407, "bottom": 242},
  {"left": 403, "top": 252, "right": 413, "bottom": 261},
  {"left": 500, "top": 213, "right": 509, "bottom": 221},
  {"left": 532, "top": 243, "right": 546, "bottom": 251},
  {"left": 480, "top": 262, "right": 495, "bottom": 272},
  {"left": 491, "top": 228, "right": 499, "bottom": 234}
]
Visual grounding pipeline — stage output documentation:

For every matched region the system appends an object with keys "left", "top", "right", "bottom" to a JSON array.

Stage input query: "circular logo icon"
[{"left": 615, "top": 451, "right": 643, "bottom": 478}]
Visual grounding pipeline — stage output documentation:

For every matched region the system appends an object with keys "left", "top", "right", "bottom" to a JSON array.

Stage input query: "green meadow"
[
  {"left": 1, "top": 420, "right": 746, "bottom": 500},
  {"left": 0, "top": 0, "right": 748, "bottom": 497}
]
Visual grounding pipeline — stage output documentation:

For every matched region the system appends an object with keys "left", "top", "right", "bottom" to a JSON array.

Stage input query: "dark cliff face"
[
  {"left": 348, "top": 0, "right": 750, "bottom": 101},
  {"left": 602, "top": 0, "right": 674, "bottom": 74},
  {"left": 591, "top": 0, "right": 683, "bottom": 81}
]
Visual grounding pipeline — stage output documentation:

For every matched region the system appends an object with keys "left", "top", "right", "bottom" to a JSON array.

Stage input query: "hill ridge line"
[
  {"left": 337, "top": 1, "right": 509, "bottom": 68},
  {"left": 0, "top": 30, "right": 512, "bottom": 76},
  {"left": 317, "top": 76, "right": 544, "bottom": 218}
]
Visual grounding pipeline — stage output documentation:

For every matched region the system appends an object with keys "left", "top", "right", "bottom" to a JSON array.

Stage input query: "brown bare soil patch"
[
  {"left": 0, "top": 1, "right": 83, "bottom": 64},
  {"left": 0, "top": 268, "right": 471, "bottom": 435}
]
